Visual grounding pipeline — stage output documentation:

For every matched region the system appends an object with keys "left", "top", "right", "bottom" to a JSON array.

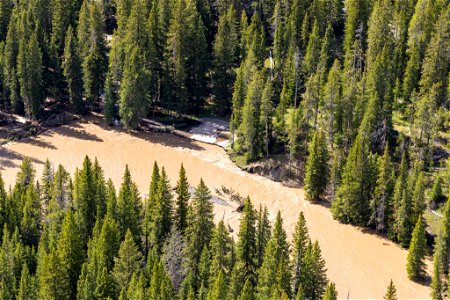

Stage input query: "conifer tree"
[
  {"left": 17, "top": 31, "right": 43, "bottom": 119},
  {"left": 301, "top": 240, "right": 328, "bottom": 300},
  {"left": 62, "top": 26, "right": 84, "bottom": 114},
  {"left": 74, "top": 156, "right": 96, "bottom": 243},
  {"left": 117, "top": 165, "right": 142, "bottom": 241},
  {"left": 255, "top": 205, "right": 271, "bottom": 268},
  {"left": 119, "top": 46, "right": 150, "bottom": 130},
  {"left": 185, "top": 179, "right": 214, "bottom": 287},
  {"left": 430, "top": 176, "right": 444, "bottom": 207},
  {"left": 305, "top": 130, "right": 329, "bottom": 202},
  {"left": 236, "top": 197, "right": 257, "bottom": 283},
  {"left": 239, "top": 278, "right": 255, "bottom": 300},
  {"left": 80, "top": 1, "right": 107, "bottom": 106},
  {"left": 209, "top": 220, "right": 233, "bottom": 278},
  {"left": 20, "top": 184, "right": 40, "bottom": 248},
  {"left": 208, "top": 270, "right": 228, "bottom": 300},
  {"left": 212, "top": 6, "right": 239, "bottom": 114},
  {"left": 57, "top": 210, "right": 84, "bottom": 300},
  {"left": 113, "top": 229, "right": 143, "bottom": 292},
  {"left": 406, "top": 216, "right": 427, "bottom": 281},
  {"left": 17, "top": 263, "right": 36, "bottom": 300},
  {"left": 303, "top": 19, "right": 320, "bottom": 77},
  {"left": 292, "top": 212, "right": 309, "bottom": 296},
  {"left": 149, "top": 167, "right": 173, "bottom": 252},
  {"left": 168, "top": 0, "right": 208, "bottom": 114},
  {"left": 175, "top": 164, "right": 190, "bottom": 232},
  {"left": 431, "top": 241, "right": 443, "bottom": 300},
  {"left": 237, "top": 71, "right": 264, "bottom": 161},
  {"left": 384, "top": 280, "right": 397, "bottom": 300},
  {"left": 370, "top": 145, "right": 394, "bottom": 233},
  {"left": 332, "top": 133, "right": 375, "bottom": 225},
  {"left": 322, "top": 282, "right": 337, "bottom": 300}
]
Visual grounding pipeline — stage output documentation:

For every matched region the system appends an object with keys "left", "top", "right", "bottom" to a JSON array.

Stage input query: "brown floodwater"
[{"left": 0, "top": 116, "right": 430, "bottom": 298}]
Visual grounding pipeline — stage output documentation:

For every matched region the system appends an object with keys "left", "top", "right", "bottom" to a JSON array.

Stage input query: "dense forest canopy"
[
  {"left": 0, "top": 0, "right": 449, "bottom": 297},
  {"left": 0, "top": 157, "right": 341, "bottom": 299}
]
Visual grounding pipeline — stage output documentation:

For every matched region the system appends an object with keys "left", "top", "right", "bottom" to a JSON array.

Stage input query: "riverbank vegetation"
[{"left": 0, "top": 0, "right": 449, "bottom": 296}]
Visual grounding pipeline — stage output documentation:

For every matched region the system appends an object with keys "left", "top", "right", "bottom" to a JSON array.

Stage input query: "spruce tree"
[
  {"left": 175, "top": 163, "right": 190, "bottom": 232},
  {"left": 17, "top": 263, "right": 36, "bottom": 300},
  {"left": 370, "top": 145, "right": 394, "bottom": 233},
  {"left": 117, "top": 165, "right": 142, "bottom": 241},
  {"left": 431, "top": 240, "right": 443, "bottom": 300},
  {"left": 57, "top": 210, "right": 84, "bottom": 300},
  {"left": 305, "top": 130, "right": 329, "bottom": 202},
  {"left": 17, "top": 31, "right": 43, "bottom": 119},
  {"left": 406, "top": 216, "right": 427, "bottom": 281},
  {"left": 322, "top": 282, "right": 337, "bottom": 300},
  {"left": 113, "top": 229, "right": 143, "bottom": 293},
  {"left": 384, "top": 280, "right": 397, "bottom": 300},
  {"left": 292, "top": 212, "right": 310, "bottom": 296},
  {"left": 62, "top": 26, "right": 84, "bottom": 114},
  {"left": 119, "top": 46, "right": 150, "bottom": 130},
  {"left": 236, "top": 197, "right": 257, "bottom": 283},
  {"left": 239, "top": 278, "right": 255, "bottom": 300},
  {"left": 255, "top": 205, "right": 271, "bottom": 268}
]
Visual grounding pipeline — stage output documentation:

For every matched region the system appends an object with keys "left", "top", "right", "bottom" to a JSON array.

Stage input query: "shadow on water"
[
  {"left": 91, "top": 116, "right": 205, "bottom": 151},
  {"left": 57, "top": 123, "right": 104, "bottom": 142},
  {"left": 0, "top": 147, "right": 44, "bottom": 170}
]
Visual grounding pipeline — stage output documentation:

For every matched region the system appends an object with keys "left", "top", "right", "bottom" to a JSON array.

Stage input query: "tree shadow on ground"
[
  {"left": 90, "top": 115, "right": 205, "bottom": 151},
  {"left": 21, "top": 134, "right": 57, "bottom": 150}
]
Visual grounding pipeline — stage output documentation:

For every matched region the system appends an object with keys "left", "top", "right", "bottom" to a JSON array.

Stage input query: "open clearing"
[{"left": 0, "top": 117, "right": 430, "bottom": 298}]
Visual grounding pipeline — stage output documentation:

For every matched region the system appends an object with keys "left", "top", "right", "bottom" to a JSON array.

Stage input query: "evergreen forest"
[{"left": 0, "top": 0, "right": 449, "bottom": 298}]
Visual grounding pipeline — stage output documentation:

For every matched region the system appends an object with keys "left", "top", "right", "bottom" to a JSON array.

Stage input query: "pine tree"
[
  {"left": 370, "top": 144, "right": 394, "bottom": 233},
  {"left": 384, "top": 280, "right": 397, "bottom": 300},
  {"left": 80, "top": 1, "right": 107, "bottom": 106},
  {"left": 292, "top": 212, "right": 310, "bottom": 296},
  {"left": 17, "top": 31, "right": 43, "bottom": 119},
  {"left": 57, "top": 210, "right": 84, "bottom": 300},
  {"left": 104, "top": 74, "right": 117, "bottom": 125},
  {"left": 301, "top": 240, "right": 328, "bottom": 300},
  {"left": 303, "top": 19, "right": 320, "bottom": 77},
  {"left": 237, "top": 71, "right": 264, "bottom": 161},
  {"left": 255, "top": 205, "right": 271, "bottom": 268},
  {"left": 406, "top": 216, "right": 427, "bottom": 281},
  {"left": 175, "top": 164, "right": 190, "bottom": 232},
  {"left": 305, "top": 130, "right": 329, "bottom": 202},
  {"left": 113, "top": 229, "right": 143, "bottom": 292},
  {"left": 168, "top": 0, "right": 208, "bottom": 114},
  {"left": 430, "top": 176, "right": 444, "bottom": 207},
  {"left": 236, "top": 197, "right": 257, "bottom": 283},
  {"left": 431, "top": 240, "right": 443, "bottom": 300},
  {"left": 239, "top": 278, "right": 255, "bottom": 300},
  {"left": 20, "top": 183, "right": 40, "bottom": 248},
  {"left": 212, "top": 6, "right": 239, "bottom": 114},
  {"left": 62, "top": 26, "right": 84, "bottom": 114},
  {"left": 209, "top": 220, "right": 233, "bottom": 278},
  {"left": 74, "top": 156, "right": 96, "bottom": 243},
  {"left": 117, "top": 165, "right": 142, "bottom": 241},
  {"left": 149, "top": 167, "right": 173, "bottom": 252},
  {"left": 119, "top": 46, "right": 150, "bottom": 130},
  {"left": 185, "top": 179, "right": 214, "bottom": 287},
  {"left": 322, "top": 282, "right": 337, "bottom": 300},
  {"left": 321, "top": 59, "right": 342, "bottom": 144},
  {"left": 332, "top": 133, "right": 376, "bottom": 226},
  {"left": 17, "top": 263, "right": 36, "bottom": 300},
  {"left": 208, "top": 270, "right": 228, "bottom": 300}
]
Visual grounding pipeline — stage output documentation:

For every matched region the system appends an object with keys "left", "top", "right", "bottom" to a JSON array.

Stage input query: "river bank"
[{"left": 0, "top": 115, "right": 431, "bottom": 298}]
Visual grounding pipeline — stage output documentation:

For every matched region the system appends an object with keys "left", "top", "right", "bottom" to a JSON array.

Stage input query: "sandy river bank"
[{"left": 0, "top": 117, "right": 430, "bottom": 298}]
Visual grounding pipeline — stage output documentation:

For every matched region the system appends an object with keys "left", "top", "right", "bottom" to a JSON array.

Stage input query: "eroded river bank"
[{"left": 0, "top": 116, "right": 430, "bottom": 298}]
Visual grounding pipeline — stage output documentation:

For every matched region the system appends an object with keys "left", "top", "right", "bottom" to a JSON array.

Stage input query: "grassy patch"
[
  {"left": 424, "top": 207, "right": 443, "bottom": 235},
  {"left": 230, "top": 154, "right": 248, "bottom": 169}
]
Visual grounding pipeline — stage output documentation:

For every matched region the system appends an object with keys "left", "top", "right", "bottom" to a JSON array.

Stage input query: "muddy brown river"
[{"left": 0, "top": 117, "right": 430, "bottom": 298}]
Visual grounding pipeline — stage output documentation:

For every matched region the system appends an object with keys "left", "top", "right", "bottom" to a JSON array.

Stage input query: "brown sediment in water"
[{"left": 0, "top": 116, "right": 430, "bottom": 299}]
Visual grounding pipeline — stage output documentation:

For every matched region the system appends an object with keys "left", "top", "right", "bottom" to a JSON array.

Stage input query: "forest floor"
[{"left": 0, "top": 114, "right": 431, "bottom": 298}]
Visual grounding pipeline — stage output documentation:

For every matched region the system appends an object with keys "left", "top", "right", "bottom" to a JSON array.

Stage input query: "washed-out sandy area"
[{"left": 0, "top": 116, "right": 430, "bottom": 298}]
